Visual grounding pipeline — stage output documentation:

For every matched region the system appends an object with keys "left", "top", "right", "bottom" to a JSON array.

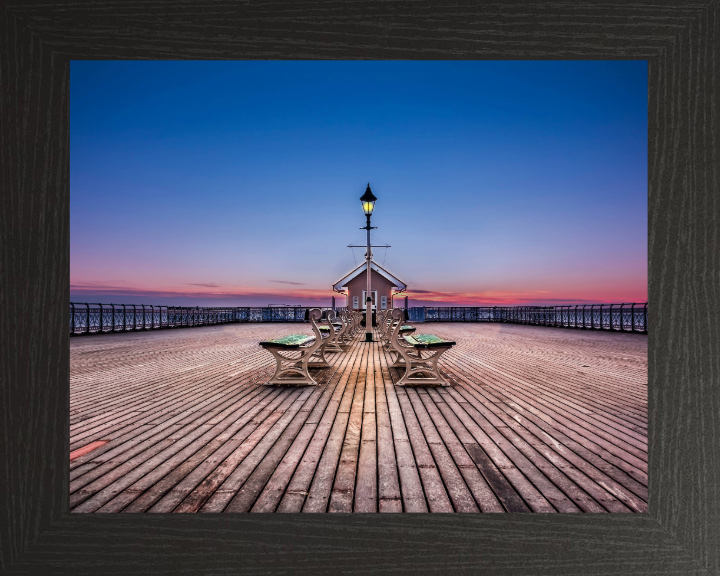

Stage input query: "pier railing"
[
  {"left": 70, "top": 302, "right": 646, "bottom": 335},
  {"left": 69, "top": 303, "right": 346, "bottom": 335},
  {"left": 409, "top": 303, "right": 647, "bottom": 332}
]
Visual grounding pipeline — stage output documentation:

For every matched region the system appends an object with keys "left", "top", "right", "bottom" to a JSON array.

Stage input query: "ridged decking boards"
[{"left": 69, "top": 323, "right": 647, "bottom": 513}]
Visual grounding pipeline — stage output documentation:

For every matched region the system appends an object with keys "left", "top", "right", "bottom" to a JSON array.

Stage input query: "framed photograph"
[{"left": 2, "top": 1, "right": 717, "bottom": 574}]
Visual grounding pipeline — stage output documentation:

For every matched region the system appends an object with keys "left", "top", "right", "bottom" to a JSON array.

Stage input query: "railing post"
[
  {"left": 643, "top": 303, "right": 648, "bottom": 332},
  {"left": 111, "top": 304, "right": 115, "bottom": 332},
  {"left": 85, "top": 303, "right": 91, "bottom": 334},
  {"left": 609, "top": 304, "right": 613, "bottom": 331},
  {"left": 98, "top": 303, "right": 103, "bottom": 332},
  {"left": 71, "top": 303, "right": 75, "bottom": 334},
  {"left": 590, "top": 305, "right": 594, "bottom": 329},
  {"left": 619, "top": 303, "right": 624, "bottom": 331},
  {"left": 631, "top": 303, "right": 635, "bottom": 332}
]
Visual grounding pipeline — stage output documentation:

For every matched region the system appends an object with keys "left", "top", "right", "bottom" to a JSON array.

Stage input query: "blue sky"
[{"left": 71, "top": 60, "right": 647, "bottom": 307}]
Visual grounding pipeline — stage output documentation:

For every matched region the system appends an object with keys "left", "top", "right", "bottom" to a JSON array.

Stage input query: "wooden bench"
[
  {"left": 336, "top": 309, "right": 355, "bottom": 344},
  {"left": 387, "top": 308, "right": 456, "bottom": 386},
  {"left": 317, "top": 310, "right": 347, "bottom": 352},
  {"left": 339, "top": 309, "right": 362, "bottom": 339},
  {"left": 259, "top": 308, "right": 331, "bottom": 386},
  {"left": 378, "top": 308, "right": 415, "bottom": 347}
]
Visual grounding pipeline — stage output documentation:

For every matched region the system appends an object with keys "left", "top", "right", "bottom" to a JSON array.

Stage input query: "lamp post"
[{"left": 360, "top": 183, "right": 377, "bottom": 342}]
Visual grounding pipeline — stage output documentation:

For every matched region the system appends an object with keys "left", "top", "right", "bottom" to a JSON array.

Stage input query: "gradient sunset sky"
[{"left": 71, "top": 61, "right": 647, "bottom": 307}]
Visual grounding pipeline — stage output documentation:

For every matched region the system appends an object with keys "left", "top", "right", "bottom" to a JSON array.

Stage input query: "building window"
[
  {"left": 353, "top": 296, "right": 359, "bottom": 309},
  {"left": 381, "top": 296, "right": 387, "bottom": 309},
  {"left": 362, "top": 291, "right": 377, "bottom": 308}
]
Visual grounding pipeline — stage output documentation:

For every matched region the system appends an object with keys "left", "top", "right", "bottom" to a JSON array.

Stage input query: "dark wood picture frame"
[{"left": 1, "top": 2, "right": 717, "bottom": 574}]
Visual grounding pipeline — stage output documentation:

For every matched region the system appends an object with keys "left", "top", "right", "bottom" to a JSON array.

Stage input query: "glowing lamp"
[{"left": 360, "top": 184, "right": 377, "bottom": 216}]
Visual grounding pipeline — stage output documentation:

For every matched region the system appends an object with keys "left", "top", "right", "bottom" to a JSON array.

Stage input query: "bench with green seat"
[
  {"left": 259, "top": 308, "right": 331, "bottom": 386},
  {"left": 388, "top": 308, "right": 456, "bottom": 386},
  {"left": 317, "top": 310, "right": 347, "bottom": 352},
  {"left": 403, "top": 334, "right": 456, "bottom": 349},
  {"left": 335, "top": 309, "right": 356, "bottom": 344},
  {"left": 259, "top": 334, "right": 315, "bottom": 349},
  {"left": 379, "top": 308, "right": 415, "bottom": 347}
]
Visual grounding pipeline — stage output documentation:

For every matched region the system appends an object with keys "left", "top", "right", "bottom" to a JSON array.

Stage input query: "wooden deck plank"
[
  {"left": 452, "top": 387, "right": 635, "bottom": 513},
  {"left": 392, "top": 383, "right": 454, "bottom": 513},
  {"left": 275, "top": 340, "right": 364, "bottom": 513},
  {"left": 108, "top": 388, "right": 282, "bottom": 512},
  {"left": 70, "top": 363, "right": 272, "bottom": 465},
  {"left": 376, "top": 341, "right": 428, "bottom": 513},
  {"left": 306, "top": 340, "right": 367, "bottom": 513},
  {"left": 429, "top": 331, "right": 649, "bottom": 463},
  {"left": 401, "top": 387, "right": 479, "bottom": 513},
  {"left": 70, "top": 378, "right": 270, "bottom": 490},
  {"left": 73, "top": 386, "right": 283, "bottom": 512},
  {"left": 439, "top": 326, "right": 648, "bottom": 423},
  {"left": 223, "top": 360, "right": 345, "bottom": 513},
  {"left": 416, "top": 389, "right": 505, "bottom": 513},
  {"left": 176, "top": 388, "right": 309, "bottom": 513},
  {"left": 250, "top": 347, "right": 358, "bottom": 513},
  {"left": 439, "top": 367, "right": 646, "bottom": 511},
  {"left": 353, "top": 341, "right": 378, "bottom": 513},
  {"left": 326, "top": 341, "right": 368, "bottom": 512},
  {"left": 70, "top": 321, "right": 647, "bottom": 514},
  {"left": 441, "top": 342, "right": 649, "bottom": 482},
  {"left": 374, "top": 342, "right": 403, "bottom": 513}
]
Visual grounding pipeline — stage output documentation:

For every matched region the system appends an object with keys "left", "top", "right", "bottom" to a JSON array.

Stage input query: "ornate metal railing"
[
  {"left": 70, "top": 302, "right": 645, "bottom": 335},
  {"left": 69, "top": 303, "right": 342, "bottom": 335},
  {"left": 411, "top": 302, "right": 647, "bottom": 332}
]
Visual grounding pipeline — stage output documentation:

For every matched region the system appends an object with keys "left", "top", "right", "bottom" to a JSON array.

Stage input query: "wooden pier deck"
[{"left": 70, "top": 322, "right": 647, "bottom": 513}]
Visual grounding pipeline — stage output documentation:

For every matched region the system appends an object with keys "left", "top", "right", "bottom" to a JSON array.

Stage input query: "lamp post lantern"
[{"left": 360, "top": 183, "right": 377, "bottom": 342}]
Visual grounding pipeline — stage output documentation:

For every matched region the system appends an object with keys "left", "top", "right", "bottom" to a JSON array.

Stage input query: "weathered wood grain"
[{"left": 67, "top": 322, "right": 649, "bottom": 517}]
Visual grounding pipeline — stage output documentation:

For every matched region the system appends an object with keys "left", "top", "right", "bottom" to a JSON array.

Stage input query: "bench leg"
[
  {"left": 324, "top": 330, "right": 344, "bottom": 352},
  {"left": 395, "top": 346, "right": 453, "bottom": 386},
  {"left": 263, "top": 347, "right": 319, "bottom": 386},
  {"left": 389, "top": 343, "right": 421, "bottom": 367},
  {"left": 307, "top": 338, "right": 331, "bottom": 367}
]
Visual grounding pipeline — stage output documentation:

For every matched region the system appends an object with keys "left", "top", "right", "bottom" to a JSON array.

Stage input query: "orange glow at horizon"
[{"left": 69, "top": 280, "right": 647, "bottom": 306}]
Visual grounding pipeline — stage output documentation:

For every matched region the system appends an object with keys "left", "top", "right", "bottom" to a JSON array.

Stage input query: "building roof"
[{"left": 332, "top": 260, "right": 407, "bottom": 293}]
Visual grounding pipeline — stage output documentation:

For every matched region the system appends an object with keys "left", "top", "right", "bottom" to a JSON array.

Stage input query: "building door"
[{"left": 362, "top": 291, "right": 377, "bottom": 310}]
